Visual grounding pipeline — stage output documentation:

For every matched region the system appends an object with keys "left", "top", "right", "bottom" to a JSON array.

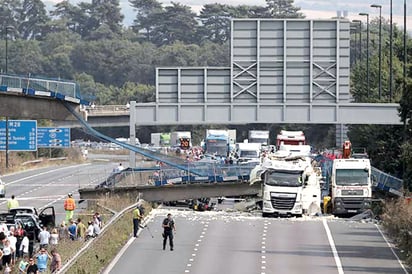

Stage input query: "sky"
[{"left": 42, "top": 0, "right": 411, "bottom": 30}]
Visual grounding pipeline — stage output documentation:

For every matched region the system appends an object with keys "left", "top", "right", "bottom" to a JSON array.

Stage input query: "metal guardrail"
[
  {"left": 0, "top": 74, "right": 77, "bottom": 98},
  {"left": 59, "top": 201, "right": 141, "bottom": 273}
]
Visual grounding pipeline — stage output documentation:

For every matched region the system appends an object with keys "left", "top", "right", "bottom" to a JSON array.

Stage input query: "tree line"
[{"left": 0, "top": 0, "right": 411, "bottom": 187}]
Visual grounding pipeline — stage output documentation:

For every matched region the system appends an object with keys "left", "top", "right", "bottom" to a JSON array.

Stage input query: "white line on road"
[
  {"left": 322, "top": 219, "right": 344, "bottom": 274},
  {"left": 4, "top": 164, "right": 90, "bottom": 186},
  {"left": 375, "top": 224, "right": 410, "bottom": 274}
]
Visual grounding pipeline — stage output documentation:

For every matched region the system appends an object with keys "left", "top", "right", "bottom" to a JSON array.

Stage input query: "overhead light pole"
[
  {"left": 403, "top": 0, "right": 407, "bottom": 94},
  {"left": 371, "top": 4, "right": 382, "bottom": 99},
  {"left": 350, "top": 27, "right": 358, "bottom": 63},
  {"left": 359, "top": 13, "right": 370, "bottom": 97},
  {"left": 352, "top": 20, "right": 362, "bottom": 62},
  {"left": 389, "top": 0, "right": 393, "bottom": 102},
  {"left": 4, "top": 25, "right": 14, "bottom": 169}
]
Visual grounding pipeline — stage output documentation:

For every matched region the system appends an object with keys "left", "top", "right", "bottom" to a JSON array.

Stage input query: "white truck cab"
[
  {"left": 331, "top": 158, "right": 372, "bottom": 215},
  {"left": 251, "top": 156, "right": 321, "bottom": 217}
]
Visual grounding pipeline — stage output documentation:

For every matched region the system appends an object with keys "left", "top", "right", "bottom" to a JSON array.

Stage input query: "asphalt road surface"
[
  {"left": 108, "top": 208, "right": 409, "bottom": 274},
  {"left": 0, "top": 161, "right": 120, "bottom": 225}
]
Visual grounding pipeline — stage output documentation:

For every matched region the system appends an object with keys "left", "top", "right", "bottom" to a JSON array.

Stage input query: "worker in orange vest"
[
  {"left": 342, "top": 140, "right": 352, "bottom": 159},
  {"left": 64, "top": 193, "right": 76, "bottom": 222}
]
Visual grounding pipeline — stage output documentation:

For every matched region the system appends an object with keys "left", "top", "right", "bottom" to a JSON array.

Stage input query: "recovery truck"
[{"left": 250, "top": 154, "right": 321, "bottom": 217}]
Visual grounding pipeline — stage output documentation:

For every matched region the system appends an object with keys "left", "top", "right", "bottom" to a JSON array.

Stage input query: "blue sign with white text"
[
  {"left": 37, "top": 127, "right": 71, "bottom": 148},
  {"left": 0, "top": 120, "right": 37, "bottom": 151}
]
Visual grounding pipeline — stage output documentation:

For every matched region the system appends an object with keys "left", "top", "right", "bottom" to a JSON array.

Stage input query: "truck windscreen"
[
  {"left": 206, "top": 140, "right": 227, "bottom": 156},
  {"left": 265, "top": 171, "right": 302, "bottom": 187},
  {"left": 336, "top": 169, "right": 369, "bottom": 185},
  {"left": 240, "top": 150, "right": 259, "bottom": 158},
  {"left": 250, "top": 138, "right": 267, "bottom": 144}
]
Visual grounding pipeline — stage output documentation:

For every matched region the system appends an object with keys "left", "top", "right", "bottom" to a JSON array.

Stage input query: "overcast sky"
[{"left": 42, "top": 0, "right": 411, "bottom": 29}]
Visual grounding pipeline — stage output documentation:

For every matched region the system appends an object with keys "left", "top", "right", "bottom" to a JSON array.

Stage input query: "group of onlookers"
[{"left": 0, "top": 223, "right": 61, "bottom": 273}]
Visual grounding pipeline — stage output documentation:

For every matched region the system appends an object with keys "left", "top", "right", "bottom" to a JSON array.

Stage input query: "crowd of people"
[{"left": 0, "top": 193, "right": 104, "bottom": 273}]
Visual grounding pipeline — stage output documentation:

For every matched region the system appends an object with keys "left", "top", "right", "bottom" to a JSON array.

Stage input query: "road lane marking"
[
  {"left": 375, "top": 224, "right": 409, "bottom": 274},
  {"left": 4, "top": 164, "right": 90, "bottom": 186},
  {"left": 322, "top": 219, "right": 344, "bottom": 274}
]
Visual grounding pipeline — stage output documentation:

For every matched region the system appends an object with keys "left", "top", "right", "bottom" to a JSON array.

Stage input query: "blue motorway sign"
[
  {"left": 37, "top": 127, "right": 71, "bottom": 148},
  {"left": 0, "top": 120, "right": 37, "bottom": 151}
]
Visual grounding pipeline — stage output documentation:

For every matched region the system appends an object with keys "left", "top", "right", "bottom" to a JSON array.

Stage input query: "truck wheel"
[{"left": 262, "top": 212, "right": 270, "bottom": 218}]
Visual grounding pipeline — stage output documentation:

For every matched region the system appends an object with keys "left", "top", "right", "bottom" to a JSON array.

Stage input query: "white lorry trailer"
[
  {"left": 331, "top": 158, "right": 372, "bottom": 215},
  {"left": 248, "top": 130, "right": 270, "bottom": 145},
  {"left": 250, "top": 155, "right": 321, "bottom": 217}
]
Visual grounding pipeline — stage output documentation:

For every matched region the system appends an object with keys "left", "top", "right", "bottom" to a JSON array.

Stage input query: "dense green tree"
[
  {"left": 265, "top": 0, "right": 304, "bottom": 18},
  {"left": 154, "top": 42, "right": 200, "bottom": 66},
  {"left": 198, "top": 4, "right": 232, "bottom": 45},
  {"left": 19, "top": 0, "right": 50, "bottom": 40},
  {"left": 150, "top": 2, "right": 198, "bottom": 46},
  {"left": 129, "top": 0, "right": 163, "bottom": 42},
  {"left": 0, "top": 0, "right": 21, "bottom": 32},
  {"left": 6, "top": 39, "right": 44, "bottom": 75},
  {"left": 87, "top": 0, "right": 124, "bottom": 38}
]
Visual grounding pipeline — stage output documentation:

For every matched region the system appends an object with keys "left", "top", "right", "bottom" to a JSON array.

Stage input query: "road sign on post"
[
  {"left": 0, "top": 120, "right": 37, "bottom": 151},
  {"left": 37, "top": 127, "right": 71, "bottom": 148}
]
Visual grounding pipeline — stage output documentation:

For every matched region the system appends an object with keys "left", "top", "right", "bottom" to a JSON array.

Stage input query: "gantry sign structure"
[{"left": 131, "top": 19, "right": 400, "bottom": 126}]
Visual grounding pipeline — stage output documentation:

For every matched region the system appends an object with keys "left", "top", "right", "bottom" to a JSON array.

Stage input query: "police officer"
[
  {"left": 162, "top": 213, "right": 176, "bottom": 251},
  {"left": 132, "top": 206, "right": 142, "bottom": 238}
]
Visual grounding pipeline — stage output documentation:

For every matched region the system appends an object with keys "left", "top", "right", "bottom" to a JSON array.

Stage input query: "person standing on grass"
[
  {"left": 26, "top": 257, "right": 38, "bottom": 274},
  {"left": 49, "top": 249, "right": 61, "bottom": 273},
  {"left": 19, "top": 232, "right": 29, "bottom": 258},
  {"left": 68, "top": 219, "right": 77, "bottom": 241},
  {"left": 35, "top": 248, "right": 51, "bottom": 273},
  {"left": 8, "top": 227, "right": 17, "bottom": 265},
  {"left": 38, "top": 226, "right": 50, "bottom": 249},
  {"left": 18, "top": 255, "right": 29, "bottom": 274},
  {"left": 49, "top": 228, "right": 59, "bottom": 247},
  {"left": 76, "top": 218, "right": 86, "bottom": 240},
  {"left": 2, "top": 239, "right": 13, "bottom": 269},
  {"left": 64, "top": 193, "right": 76, "bottom": 223}
]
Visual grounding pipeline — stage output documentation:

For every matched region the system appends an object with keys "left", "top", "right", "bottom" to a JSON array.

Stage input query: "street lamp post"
[
  {"left": 371, "top": 4, "right": 382, "bottom": 99},
  {"left": 350, "top": 27, "right": 358, "bottom": 63},
  {"left": 390, "top": 0, "right": 393, "bottom": 102},
  {"left": 4, "top": 25, "right": 14, "bottom": 169},
  {"left": 353, "top": 20, "right": 362, "bottom": 62},
  {"left": 359, "top": 13, "right": 370, "bottom": 97},
  {"left": 403, "top": 0, "right": 407, "bottom": 94}
]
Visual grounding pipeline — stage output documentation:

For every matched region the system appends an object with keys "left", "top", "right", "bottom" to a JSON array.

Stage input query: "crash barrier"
[
  {"left": 371, "top": 167, "right": 404, "bottom": 197},
  {"left": 0, "top": 73, "right": 78, "bottom": 98},
  {"left": 59, "top": 201, "right": 145, "bottom": 273}
]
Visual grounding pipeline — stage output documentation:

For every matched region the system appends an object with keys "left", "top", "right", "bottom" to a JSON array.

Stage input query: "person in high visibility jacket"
[
  {"left": 7, "top": 195, "right": 19, "bottom": 211},
  {"left": 64, "top": 193, "right": 76, "bottom": 223},
  {"left": 132, "top": 205, "right": 142, "bottom": 238}
]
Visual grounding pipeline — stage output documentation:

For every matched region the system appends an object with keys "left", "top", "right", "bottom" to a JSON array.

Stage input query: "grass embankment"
[
  {"left": 64, "top": 197, "right": 151, "bottom": 274},
  {"left": 382, "top": 198, "right": 412, "bottom": 266}
]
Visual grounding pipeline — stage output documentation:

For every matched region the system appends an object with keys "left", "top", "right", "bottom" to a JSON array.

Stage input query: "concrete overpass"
[{"left": 79, "top": 182, "right": 261, "bottom": 202}]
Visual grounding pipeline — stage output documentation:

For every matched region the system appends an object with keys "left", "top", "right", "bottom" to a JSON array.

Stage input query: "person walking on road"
[
  {"left": 132, "top": 205, "right": 142, "bottom": 238},
  {"left": 162, "top": 213, "right": 176, "bottom": 251},
  {"left": 7, "top": 195, "right": 19, "bottom": 211},
  {"left": 64, "top": 193, "right": 76, "bottom": 223}
]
